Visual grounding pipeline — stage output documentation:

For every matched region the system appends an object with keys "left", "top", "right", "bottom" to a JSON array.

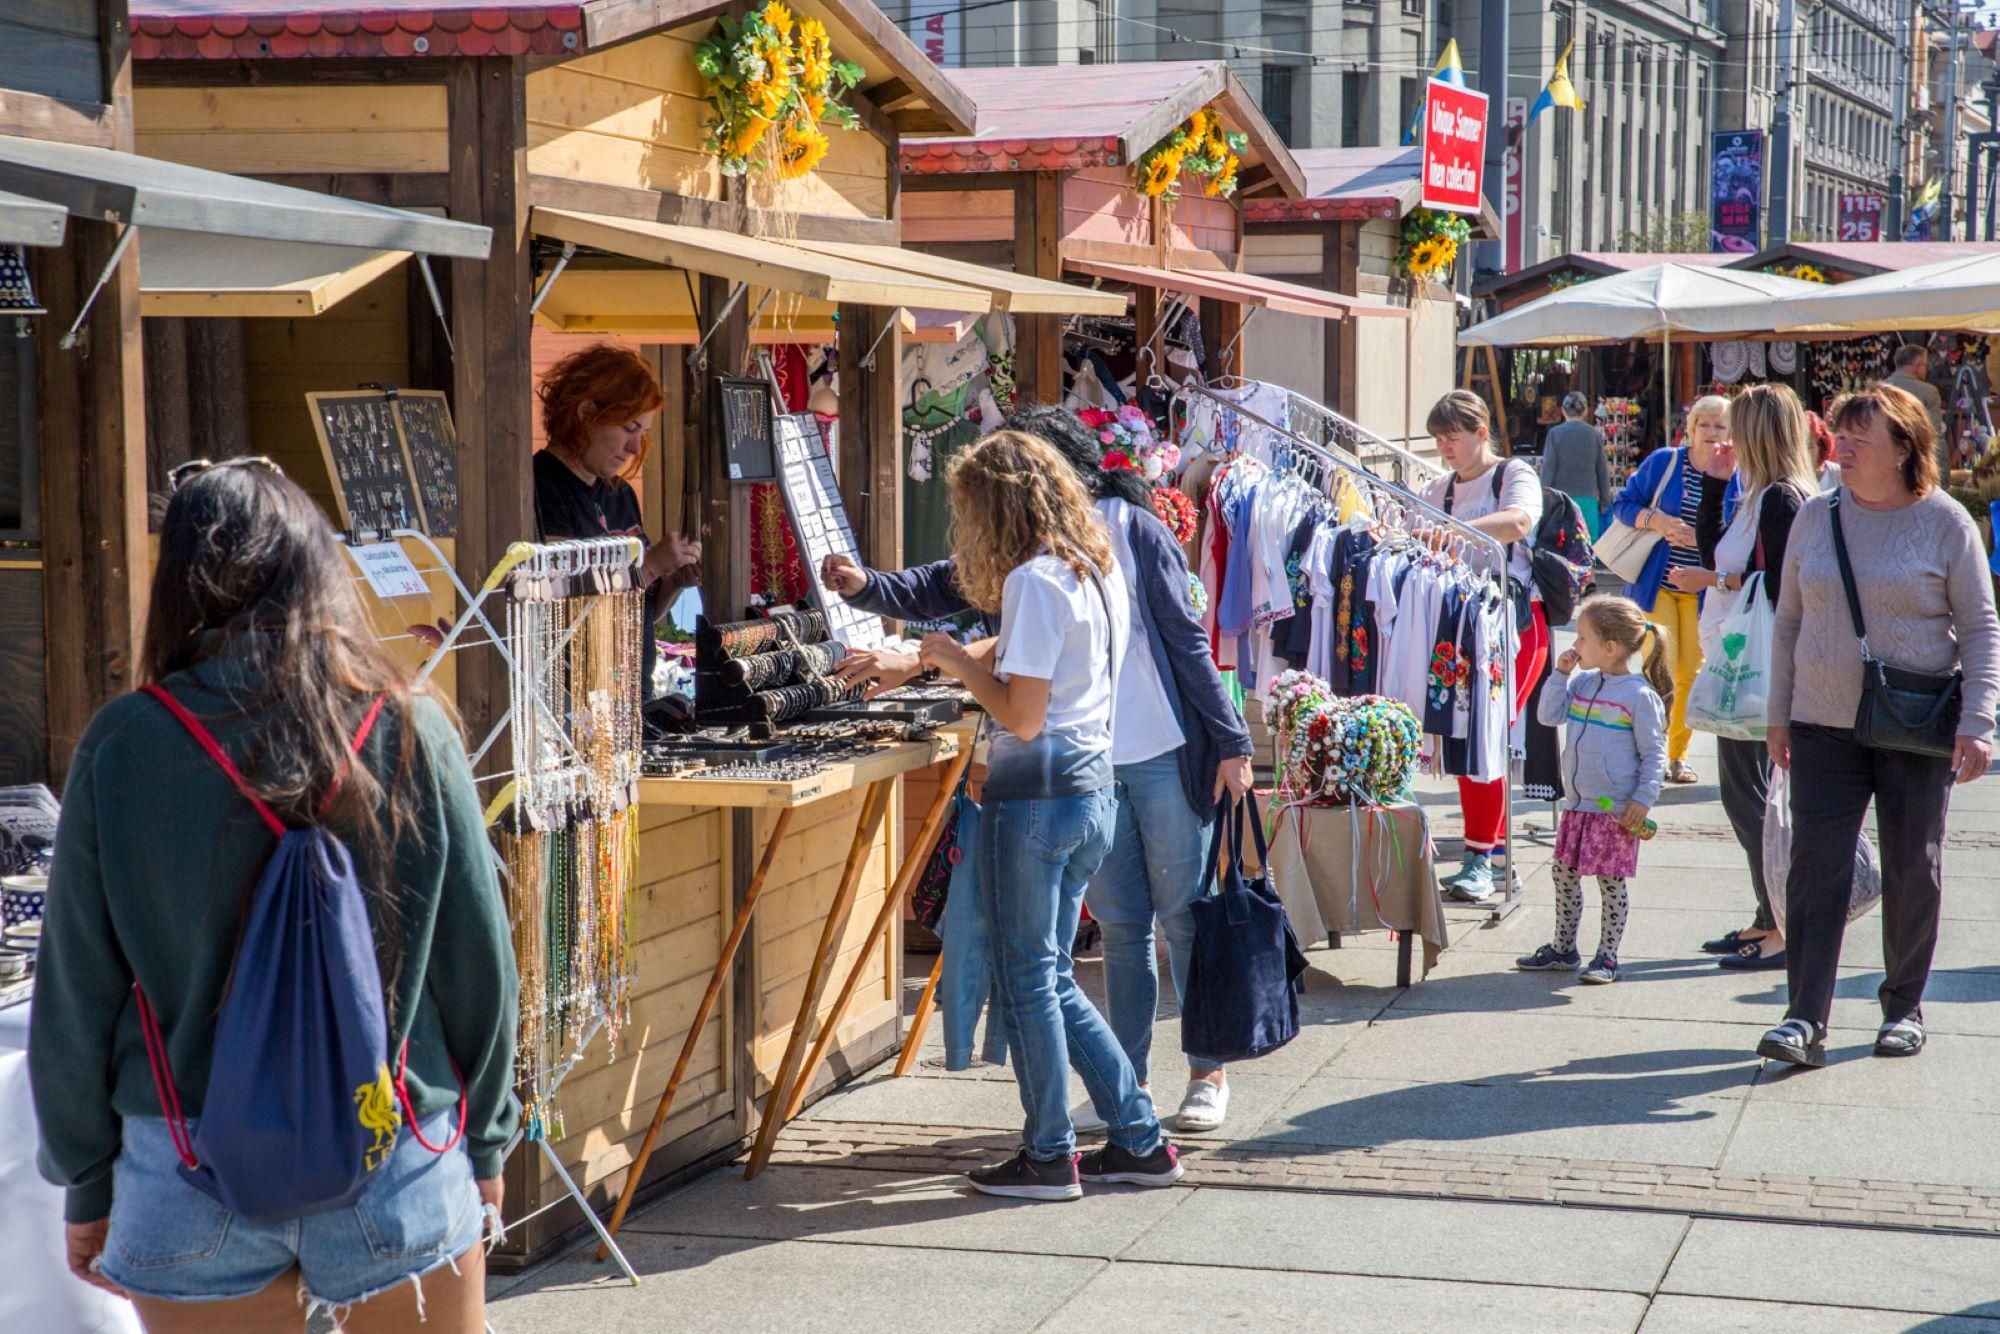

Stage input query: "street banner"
[
  {"left": 1709, "top": 130, "right": 1764, "bottom": 254},
  {"left": 908, "top": 0, "right": 959, "bottom": 66},
  {"left": 1839, "top": 193, "right": 1886, "bottom": 241},
  {"left": 1421, "top": 79, "right": 1489, "bottom": 215},
  {"left": 1502, "top": 96, "right": 1526, "bottom": 273}
]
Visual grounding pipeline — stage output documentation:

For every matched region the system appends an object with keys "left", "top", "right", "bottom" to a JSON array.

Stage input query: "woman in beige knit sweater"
[{"left": 1759, "top": 384, "right": 2000, "bottom": 1069}]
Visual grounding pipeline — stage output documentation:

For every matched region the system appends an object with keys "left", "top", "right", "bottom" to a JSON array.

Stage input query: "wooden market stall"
[{"left": 125, "top": 0, "right": 1081, "bottom": 1271}]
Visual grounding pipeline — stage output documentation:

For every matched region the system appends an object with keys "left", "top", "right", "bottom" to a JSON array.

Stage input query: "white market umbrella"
[
  {"left": 1771, "top": 251, "right": 2000, "bottom": 333},
  {"left": 1459, "top": 262, "right": 1822, "bottom": 450}
]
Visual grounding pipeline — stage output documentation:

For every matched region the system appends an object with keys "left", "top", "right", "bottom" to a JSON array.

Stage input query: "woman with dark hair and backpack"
[{"left": 31, "top": 459, "right": 518, "bottom": 1332}]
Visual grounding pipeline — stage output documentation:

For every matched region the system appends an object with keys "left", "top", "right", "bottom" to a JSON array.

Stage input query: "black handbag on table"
[
  {"left": 1828, "top": 489, "right": 1963, "bottom": 758},
  {"left": 1181, "top": 793, "right": 1309, "bottom": 1063}
]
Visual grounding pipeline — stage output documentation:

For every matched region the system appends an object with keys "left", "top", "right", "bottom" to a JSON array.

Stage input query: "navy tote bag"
[{"left": 1181, "top": 794, "right": 1309, "bottom": 1063}]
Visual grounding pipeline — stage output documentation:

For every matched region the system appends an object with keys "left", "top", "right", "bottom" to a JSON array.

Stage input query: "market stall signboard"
[
  {"left": 718, "top": 376, "right": 777, "bottom": 482},
  {"left": 1419, "top": 78, "right": 1489, "bottom": 215},
  {"left": 773, "top": 413, "right": 884, "bottom": 651},
  {"left": 307, "top": 389, "right": 461, "bottom": 538}
]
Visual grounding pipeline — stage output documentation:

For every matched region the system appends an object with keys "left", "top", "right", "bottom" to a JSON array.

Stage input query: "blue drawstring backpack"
[
  {"left": 1181, "top": 793, "right": 1308, "bottom": 1063},
  {"left": 131, "top": 685, "right": 464, "bottom": 1224}
]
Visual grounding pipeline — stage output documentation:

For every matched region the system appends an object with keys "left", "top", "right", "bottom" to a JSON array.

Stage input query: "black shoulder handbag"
[
  {"left": 1181, "top": 793, "right": 1309, "bottom": 1063},
  {"left": 1828, "top": 489, "right": 1963, "bottom": 757}
]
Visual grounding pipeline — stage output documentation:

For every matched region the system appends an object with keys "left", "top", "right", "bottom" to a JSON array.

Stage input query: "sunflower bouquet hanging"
[
  {"left": 695, "top": 0, "right": 865, "bottom": 179},
  {"left": 1134, "top": 101, "right": 1249, "bottom": 202},
  {"left": 1395, "top": 207, "right": 1473, "bottom": 285}
]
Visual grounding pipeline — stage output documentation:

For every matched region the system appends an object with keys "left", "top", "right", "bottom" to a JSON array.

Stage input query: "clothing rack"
[
  {"left": 1276, "top": 387, "right": 1445, "bottom": 491},
  {"left": 1169, "top": 384, "right": 1522, "bottom": 924}
]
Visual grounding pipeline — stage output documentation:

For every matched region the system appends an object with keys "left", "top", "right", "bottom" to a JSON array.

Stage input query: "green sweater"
[{"left": 29, "top": 655, "right": 520, "bottom": 1222}]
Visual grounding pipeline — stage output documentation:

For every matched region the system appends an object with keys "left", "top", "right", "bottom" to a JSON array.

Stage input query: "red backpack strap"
[
  {"left": 141, "top": 684, "right": 287, "bottom": 838},
  {"left": 393, "top": 1038, "right": 468, "bottom": 1155},
  {"left": 349, "top": 695, "right": 386, "bottom": 755},
  {"left": 132, "top": 981, "right": 200, "bottom": 1169}
]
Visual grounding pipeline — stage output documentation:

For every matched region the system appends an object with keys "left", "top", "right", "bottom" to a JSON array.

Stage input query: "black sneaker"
[
  {"left": 1757, "top": 1018, "right": 1826, "bottom": 1069},
  {"left": 1516, "top": 944, "right": 1582, "bottom": 972},
  {"left": 1078, "top": 1140, "right": 1184, "bottom": 1188},
  {"left": 966, "top": 1149, "right": 1082, "bottom": 1201}
]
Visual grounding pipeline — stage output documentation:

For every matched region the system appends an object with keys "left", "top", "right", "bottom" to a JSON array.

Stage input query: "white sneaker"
[
  {"left": 1175, "top": 1076, "right": 1229, "bottom": 1132},
  {"left": 1071, "top": 1100, "right": 1108, "bottom": 1134}
]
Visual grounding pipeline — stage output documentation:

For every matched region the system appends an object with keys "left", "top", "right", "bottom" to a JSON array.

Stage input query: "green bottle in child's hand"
[{"left": 1597, "top": 796, "right": 1658, "bottom": 840}]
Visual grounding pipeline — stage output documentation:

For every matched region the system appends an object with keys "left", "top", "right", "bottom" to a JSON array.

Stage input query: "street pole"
[
  {"left": 1769, "top": 0, "right": 1798, "bottom": 248},
  {"left": 1943, "top": 4, "right": 1964, "bottom": 238},
  {"left": 1888, "top": 0, "right": 1916, "bottom": 237},
  {"left": 1476, "top": 0, "right": 1508, "bottom": 277}
]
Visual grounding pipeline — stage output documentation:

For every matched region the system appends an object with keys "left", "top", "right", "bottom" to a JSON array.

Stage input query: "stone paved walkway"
[{"left": 491, "top": 722, "right": 2000, "bottom": 1332}]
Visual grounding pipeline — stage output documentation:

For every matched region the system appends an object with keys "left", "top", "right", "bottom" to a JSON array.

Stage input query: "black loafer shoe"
[
  {"left": 1718, "top": 943, "right": 1787, "bottom": 971},
  {"left": 1701, "top": 929, "right": 1748, "bottom": 955}
]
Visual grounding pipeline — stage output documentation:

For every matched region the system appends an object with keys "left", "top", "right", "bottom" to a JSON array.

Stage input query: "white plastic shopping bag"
[
  {"left": 1761, "top": 767, "right": 1883, "bottom": 927},
  {"left": 1688, "top": 572, "right": 1774, "bottom": 740}
]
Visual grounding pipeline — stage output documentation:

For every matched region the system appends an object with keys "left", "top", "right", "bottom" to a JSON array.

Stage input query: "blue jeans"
[
  {"left": 939, "top": 798, "right": 1009, "bottom": 1070},
  {"left": 980, "top": 789, "right": 1162, "bottom": 1161},
  {"left": 1085, "top": 751, "right": 1220, "bottom": 1080}
]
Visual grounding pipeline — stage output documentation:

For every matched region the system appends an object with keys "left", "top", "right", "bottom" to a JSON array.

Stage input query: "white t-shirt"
[
  {"left": 1422, "top": 459, "right": 1542, "bottom": 593},
  {"left": 986, "top": 553, "right": 1131, "bottom": 801},
  {"left": 1096, "top": 499, "right": 1186, "bottom": 766}
]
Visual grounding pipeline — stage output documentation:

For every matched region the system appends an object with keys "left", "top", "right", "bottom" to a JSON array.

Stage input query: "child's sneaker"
[
  {"left": 1579, "top": 953, "right": 1621, "bottom": 984},
  {"left": 1516, "top": 944, "right": 1582, "bottom": 971}
]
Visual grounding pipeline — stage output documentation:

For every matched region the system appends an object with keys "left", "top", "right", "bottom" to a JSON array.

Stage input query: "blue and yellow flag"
[
  {"left": 1904, "top": 176, "right": 1943, "bottom": 241},
  {"left": 1528, "top": 40, "right": 1585, "bottom": 125},
  {"left": 1401, "top": 40, "right": 1466, "bottom": 146}
]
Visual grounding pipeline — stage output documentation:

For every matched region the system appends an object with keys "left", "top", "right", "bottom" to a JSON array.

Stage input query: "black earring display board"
[
  {"left": 307, "top": 388, "right": 461, "bottom": 538},
  {"left": 773, "top": 413, "right": 884, "bottom": 651},
  {"left": 718, "top": 375, "right": 777, "bottom": 482}
]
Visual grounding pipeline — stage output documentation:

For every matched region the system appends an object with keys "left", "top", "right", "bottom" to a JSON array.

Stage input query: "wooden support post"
[
  {"left": 745, "top": 779, "right": 894, "bottom": 1179},
  {"left": 1133, "top": 285, "right": 1159, "bottom": 379},
  {"left": 895, "top": 954, "right": 944, "bottom": 1077},
  {"left": 1330, "top": 221, "right": 1362, "bottom": 418},
  {"left": 1013, "top": 172, "right": 1063, "bottom": 405},
  {"left": 598, "top": 806, "right": 797, "bottom": 1254},
  {"left": 835, "top": 302, "right": 903, "bottom": 572},
  {"left": 1203, "top": 298, "right": 1246, "bottom": 381},
  {"left": 784, "top": 747, "right": 970, "bottom": 1121},
  {"left": 694, "top": 272, "right": 751, "bottom": 621}
]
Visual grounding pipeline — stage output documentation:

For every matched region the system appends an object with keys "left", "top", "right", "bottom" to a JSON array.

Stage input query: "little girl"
[{"left": 1516, "top": 595, "right": 1670, "bottom": 984}]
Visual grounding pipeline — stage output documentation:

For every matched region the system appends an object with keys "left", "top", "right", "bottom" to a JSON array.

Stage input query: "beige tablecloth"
[{"left": 1268, "top": 800, "right": 1449, "bottom": 975}]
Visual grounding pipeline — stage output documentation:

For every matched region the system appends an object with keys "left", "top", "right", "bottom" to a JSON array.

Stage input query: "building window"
[
  {"left": 1342, "top": 71, "right": 1363, "bottom": 148},
  {"left": 1261, "top": 64, "right": 1296, "bottom": 146}
]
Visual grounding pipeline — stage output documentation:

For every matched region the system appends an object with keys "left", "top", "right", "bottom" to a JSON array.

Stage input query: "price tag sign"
[{"left": 348, "top": 541, "right": 429, "bottom": 601}]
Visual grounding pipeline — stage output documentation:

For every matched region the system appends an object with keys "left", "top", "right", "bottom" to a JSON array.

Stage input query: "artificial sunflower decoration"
[
  {"left": 1134, "top": 99, "right": 1249, "bottom": 202},
  {"left": 1395, "top": 206, "right": 1473, "bottom": 285},
  {"left": 1770, "top": 262, "right": 1827, "bottom": 284},
  {"left": 695, "top": 0, "right": 864, "bottom": 177}
]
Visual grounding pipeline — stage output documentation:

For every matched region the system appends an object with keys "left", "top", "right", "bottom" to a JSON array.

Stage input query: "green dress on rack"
[{"left": 902, "top": 383, "right": 980, "bottom": 569}]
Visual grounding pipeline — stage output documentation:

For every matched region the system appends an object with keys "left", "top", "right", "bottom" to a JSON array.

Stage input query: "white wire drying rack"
[{"left": 1167, "top": 383, "right": 1523, "bottom": 924}]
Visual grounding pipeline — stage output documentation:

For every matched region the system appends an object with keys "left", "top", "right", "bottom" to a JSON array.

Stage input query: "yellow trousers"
[{"left": 1646, "top": 589, "right": 1703, "bottom": 763}]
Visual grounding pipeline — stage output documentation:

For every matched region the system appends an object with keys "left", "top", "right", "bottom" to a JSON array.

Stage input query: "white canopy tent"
[
  {"left": 1458, "top": 263, "right": 1823, "bottom": 451},
  {"left": 1771, "top": 252, "right": 2000, "bottom": 334}
]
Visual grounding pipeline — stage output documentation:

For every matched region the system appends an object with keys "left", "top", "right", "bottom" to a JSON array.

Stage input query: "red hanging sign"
[
  {"left": 1839, "top": 193, "right": 1886, "bottom": 242},
  {"left": 1420, "top": 79, "right": 1490, "bottom": 216}
]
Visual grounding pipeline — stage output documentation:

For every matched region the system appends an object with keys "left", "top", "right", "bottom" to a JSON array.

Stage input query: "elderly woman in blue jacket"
[
  {"left": 824, "top": 406, "right": 1254, "bottom": 1133},
  {"left": 1610, "top": 396, "right": 1742, "bottom": 784}
]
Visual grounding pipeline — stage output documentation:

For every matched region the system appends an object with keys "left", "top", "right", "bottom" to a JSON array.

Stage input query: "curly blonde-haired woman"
[{"left": 917, "top": 430, "right": 1182, "bottom": 1201}]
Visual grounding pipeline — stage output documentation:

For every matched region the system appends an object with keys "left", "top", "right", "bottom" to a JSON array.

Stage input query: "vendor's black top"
[{"left": 533, "top": 447, "right": 662, "bottom": 698}]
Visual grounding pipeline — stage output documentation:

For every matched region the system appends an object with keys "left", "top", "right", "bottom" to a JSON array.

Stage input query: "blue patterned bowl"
[{"left": 2, "top": 875, "right": 46, "bottom": 930}]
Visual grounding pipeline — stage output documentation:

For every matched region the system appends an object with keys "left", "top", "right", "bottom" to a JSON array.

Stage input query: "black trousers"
[
  {"left": 1717, "top": 737, "right": 1775, "bottom": 931},
  {"left": 1784, "top": 723, "right": 1954, "bottom": 1031}
]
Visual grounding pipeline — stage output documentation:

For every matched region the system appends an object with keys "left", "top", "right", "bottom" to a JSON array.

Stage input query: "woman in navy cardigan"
[{"left": 824, "top": 407, "right": 1254, "bottom": 1134}]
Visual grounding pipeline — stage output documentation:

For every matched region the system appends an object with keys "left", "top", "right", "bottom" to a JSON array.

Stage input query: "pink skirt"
[{"left": 1555, "top": 809, "right": 1641, "bottom": 879}]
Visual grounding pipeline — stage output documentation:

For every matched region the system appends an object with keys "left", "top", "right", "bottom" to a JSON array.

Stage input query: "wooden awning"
[
  {"left": 1216, "top": 270, "right": 1412, "bottom": 321},
  {"left": 1065, "top": 258, "right": 1369, "bottom": 320},
  {"left": 0, "top": 134, "right": 489, "bottom": 258},
  {"left": 137, "top": 231, "right": 410, "bottom": 317},
  {"left": 785, "top": 240, "right": 1126, "bottom": 315},
  {"left": 530, "top": 208, "right": 992, "bottom": 313},
  {"left": 531, "top": 268, "right": 921, "bottom": 342},
  {"left": 0, "top": 188, "right": 65, "bottom": 248}
]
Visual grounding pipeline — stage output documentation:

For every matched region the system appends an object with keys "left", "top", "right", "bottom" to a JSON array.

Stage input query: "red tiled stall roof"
[
  {"left": 130, "top": 1, "right": 586, "bottom": 60},
  {"left": 1727, "top": 240, "right": 2000, "bottom": 278},
  {"left": 1242, "top": 146, "right": 1501, "bottom": 237}
]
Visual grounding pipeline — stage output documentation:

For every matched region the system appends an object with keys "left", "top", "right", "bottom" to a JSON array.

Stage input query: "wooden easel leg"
[
  {"left": 597, "top": 806, "right": 796, "bottom": 1255},
  {"left": 784, "top": 750, "right": 971, "bottom": 1121},
  {"left": 745, "top": 779, "right": 895, "bottom": 1179},
  {"left": 1397, "top": 931, "right": 1413, "bottom": 989},
  {"left": 896, "top": 955, "right": 944, "bottom": 1077}
]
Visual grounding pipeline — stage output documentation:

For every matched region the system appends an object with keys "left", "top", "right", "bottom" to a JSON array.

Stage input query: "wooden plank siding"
[
  {"left": 0, "top": 1, "right": 104, "bottom": 107},
  {"left": 1061, "top": 167, "right": 1150, "bottom": 249},
  {"left": 132, "top": 86, "right": 449, "bottom": 174},
  {"left": 900, "top": 186, "right": 1012, "bottom": 245}
]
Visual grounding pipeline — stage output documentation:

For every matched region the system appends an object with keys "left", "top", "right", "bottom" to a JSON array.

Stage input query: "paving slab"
[
  {"left": 1261, "top": 1072, "right": 1744, "bottom": 1166},
  {"left": 1043, "top": 1261, "right": 1651, "bottom": 1333},
  {"left": 1639, "top": 1294, "right": 2000, "bottom": 1333},
  {"left": 1393, "top": 950, "right": 1802, "bottom": 1029},
  {"left": 487, "top": 1234, "right": 1100, "bottom": 1333},
  {"left": 1121, "top": 1188, "right": 1688, "bottom": 1293},
  {"left": 1722, "top": 1097, "right": 2000, "bottom": 1191},
  {"left": 617, "top": 1164, "right": 1189, "bottom": 1258},
  {"left": 1662, "top": 1218, "right": 2000, "bottom": 1317},
  {"left": 1746, "top": 1029, "right": 2000, "bottom": 1114}
]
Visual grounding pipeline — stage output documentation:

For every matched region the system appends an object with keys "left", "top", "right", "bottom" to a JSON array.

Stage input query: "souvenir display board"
[
  {"left": 307, "top": 388, "right": 461, "bottom": 538},
  {"left": 773, "top": 413, "right": 885, "bottom": 650},
  {"left": 718, "top": 376, "right": 778, "bottom": 482}
]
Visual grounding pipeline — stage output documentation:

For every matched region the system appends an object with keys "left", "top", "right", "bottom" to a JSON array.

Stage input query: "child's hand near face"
[{"left": 1557, "top": 647, "right": 1582, "bottom": 674}]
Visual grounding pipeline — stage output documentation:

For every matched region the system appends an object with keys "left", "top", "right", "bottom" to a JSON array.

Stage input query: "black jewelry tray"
[{"left": 804, "top": 695, "right": 963, "bottom": 727}]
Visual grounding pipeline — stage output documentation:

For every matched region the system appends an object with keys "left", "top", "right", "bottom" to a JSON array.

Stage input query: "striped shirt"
[{"left": 1666, "top": 467, "right": 1705, "bottom": 569}]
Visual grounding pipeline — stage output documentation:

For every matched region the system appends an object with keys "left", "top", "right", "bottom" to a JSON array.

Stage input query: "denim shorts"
[{"left": 98, "top": 1111, "right": 485, "bottom": 1307}]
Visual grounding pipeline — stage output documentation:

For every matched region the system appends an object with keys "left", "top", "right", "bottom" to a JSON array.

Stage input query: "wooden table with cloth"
[{"left": 1267, "top": 799, "right": 1449, "bottom": 985}]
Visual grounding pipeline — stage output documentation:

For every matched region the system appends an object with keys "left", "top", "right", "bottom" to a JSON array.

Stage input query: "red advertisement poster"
[
  {"left": 1839, "top": 193, "right": 1885, "bottom": 241},
  {"left": 1501, "top": 96, "right": 1526, "bottom": 272},
  {"left": 1421, "top": 79, "right": 1490, "bottom": 215}
]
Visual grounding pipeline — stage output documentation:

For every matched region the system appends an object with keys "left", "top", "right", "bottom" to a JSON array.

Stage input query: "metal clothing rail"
[
  {"left": 1277, "top": 387, "right": 1445, "bottom": 491},
  {"left": 1170, "top": 384, "right": 1522, "bottom": 923}
]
